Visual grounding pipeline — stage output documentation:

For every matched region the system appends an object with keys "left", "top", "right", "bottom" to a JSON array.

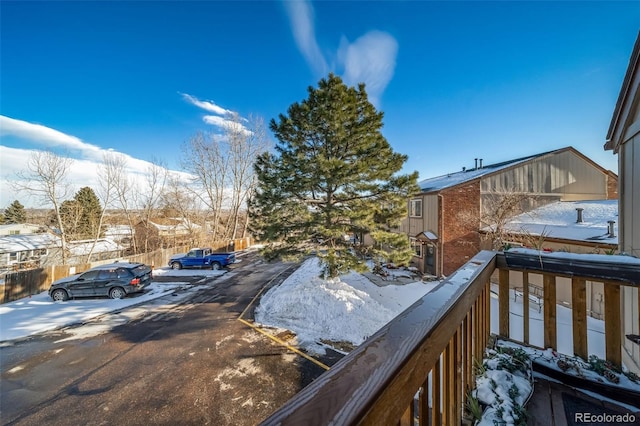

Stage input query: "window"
[
  {"left": 79, "top": 270, "right": 100, "bottom": 280},
  {"left": 409, "top": 199, "right": 423, "bottom": 217},
  {"left": 98, "top": 270, "right": 118, "bottom": 280},
  {"left": 410, "top": 238, "right": 422, "bottom": 257},
  {"left": 9, "top": 230, "right": 20, "bottom": 235}
]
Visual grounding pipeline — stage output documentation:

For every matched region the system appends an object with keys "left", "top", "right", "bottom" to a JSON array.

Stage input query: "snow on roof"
[
  {"left": 104, "top": 225, "right": 132, "bottom": 237},
  {"left": 0, "top": 233, "right": 62, "bottom": 252},
  {"left": 418, "top": 150, "right": 554, "bottom": 192},
  {"left": 69, "top": 239, "right": 125, "bottom": 256},
  {"left": 501, "top": 200, "right": 619, "bottom": 243}
]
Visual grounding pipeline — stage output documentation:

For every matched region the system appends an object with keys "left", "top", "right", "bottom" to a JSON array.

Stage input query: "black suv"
[{"left": 49, "top": 262, "right": 152, "bottom": 301}]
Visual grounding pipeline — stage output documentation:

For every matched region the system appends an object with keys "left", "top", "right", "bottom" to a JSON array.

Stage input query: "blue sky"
[{"left": 1, "top": 1, "right": 638, "bottom": 207}]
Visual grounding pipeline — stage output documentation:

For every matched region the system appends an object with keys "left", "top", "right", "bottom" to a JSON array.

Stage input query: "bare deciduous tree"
[
  {"left": 138, "top": 157, "right": 168, "bottom": 252},
  {"left": 109, "top": 153, "right": 139, "bottom": 253},
  {"left": 181, "top": 132, "right": 229, "bottom": 241},
  {"left": 457, "top": 190, "right": 539, "bottom": 250},
  {"left": 225, "top": 114, "right": 270, "bottom": 239},
  {"left": 160, "top": 175, "right": 204, "bottom": 247},
  {"left": 81, "top": 152, "right": 119, "bottom": 262},
  {"left": 14, "top": 150, "right": 74, "bottom": 264}
]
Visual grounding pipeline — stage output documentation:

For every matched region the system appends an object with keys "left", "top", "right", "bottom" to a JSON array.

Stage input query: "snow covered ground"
[
  {"left": 0, "top": 267, "right": 225, "bottom": 343},
  {"left": 2, "top": 253, "right": 637, "bottom": 424},
  {"left": 0, "top": 255, "right": 621, "bottom": 359},
  {"left": 255, "top": 257, "right": 438, "bottom": 354}
]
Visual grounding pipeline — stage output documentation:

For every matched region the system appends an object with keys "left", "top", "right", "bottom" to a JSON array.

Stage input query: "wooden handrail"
[
  {"left": 261, "top": 250, "right": 638, "bottom": 425},
  {"left": 261, "top": 251, "right": 497, "bottom": 425}
]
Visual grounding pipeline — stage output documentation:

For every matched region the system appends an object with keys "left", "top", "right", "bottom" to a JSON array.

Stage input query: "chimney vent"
[
  {"left": 576, "top": 208, "right": 584, "bottom": 223},
  {"left": 474, "top": 158, "right": 478, "bottom": 169},
  {"left": 462, "top": 166, "right": 466, "bottom": 172},
  {"left": 607, "top": 220, "right": 616, "bottom": 238},
  {"left": 479, "top": 158, "right": 483, "bottom": 168}
]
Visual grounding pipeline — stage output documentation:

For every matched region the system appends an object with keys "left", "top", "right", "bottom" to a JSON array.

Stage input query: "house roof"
[
  {"left": 418, "top": 149, "right": 557, "bottom": 192},
  {"left": 500, "top": 200, "right": 619, "bottom": 245},
  {"left": 0, "top": 233, "right": 62, "bottom": 252},
  {"left": 69, "top": 239, "right": 125, "bottom": 256},
  {"left": 605, "top": 31, "right": 640, "bottom": 153}
]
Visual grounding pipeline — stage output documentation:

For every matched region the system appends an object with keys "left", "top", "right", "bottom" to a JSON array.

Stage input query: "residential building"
[
  {"left": 604, "top": 31, "right": 640, "bottom": 374},
  {"left": 495, "top": 199, "right": 619, "bottom": 319},
  {"left": 0, "top": 223, "right": 46, "bottom": 236},
  {"left": 134, "top": 218, "right": 200, "bottom": 251},
  {"left": 68, "top": 238, "right": 126, "bottom": 264},
  {"left": 0, "top": 232, "right": 62, "bottom": 272},
  {"left": 399, "top": 146, "right": 617, "bottom": 277}
]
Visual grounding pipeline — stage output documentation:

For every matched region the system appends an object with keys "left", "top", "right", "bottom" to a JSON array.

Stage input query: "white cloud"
[
  {"left": 282, "top": 1, "right": 397, "bottom": 106},
  {"left": 283, "top": 0, "right": 328, "bottom": 76},
  {"left": 203, "top": 115, "right": 253, "bottom": 137},
  {"left": 0, "top": 115, "right": 104, "bottom": 161},
  {"left": 0, "top": 117, "right": 193, "bottom": 208},
  {"left": 337, "top": 31, "right": 398, "bottom": 107},
  {"left": 182, "top": 93, "right": 252, "bottom": 136},
  {"left": 180, "top": 92, "right": 234, "bottom": 116}
]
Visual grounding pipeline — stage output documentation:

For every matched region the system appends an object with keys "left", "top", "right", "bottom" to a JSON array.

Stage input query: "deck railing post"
[
  {"left": 604, "top": 282, "right": 622, "bottom": 367},
  {"left": 498, "top": 269, "right": 510, "bottom": 338},
  {"left": 543, "top": 274, "right": 557, "bottom": 349},
  {"left": 571, "top": 278, "right": 588, "bottom": 361},
  {"left": 522, "top": 271, "right": 530, "bottom": 344}
]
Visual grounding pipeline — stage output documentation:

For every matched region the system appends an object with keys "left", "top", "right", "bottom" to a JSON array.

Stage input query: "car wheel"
[
  {"left": 109, "top": 287, "right": 126, "bottom": 299},
  {"left": 171, "top": 262, "right": 182, "bottom": 270},
  {"left": 51, "top": 289, "right": 69, "bottom": 302},
  {"left": 211, "top": 262, "right": 221, "bottom": 270}
]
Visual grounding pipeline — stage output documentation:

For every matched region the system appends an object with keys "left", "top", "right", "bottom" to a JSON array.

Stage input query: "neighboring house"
[
  {"left": 68, "top": 238, "right": 126, "bottom": 264},
  {"left": 494, "top": 199, "right": 619, "bottom": 320},
  {"left": 604, "top": 31, "right": 640, "bottom": 374},
  {"left": 0, "top": 223, "right": 46, "bottom": 236},
  {"left": 0, "top": 233, "right": 62, "bottom": 272},
  {"left": 134, "top": 218, "right": 199, "bottom": 251},
  {"left": 104, "top": 225, "right": 134, "bottom": 251},
  {"left": 398, "top": 146, "right": 618, "bottom": 277},
  {"left": 498, "top": 199, "right": 619, "bottom": 254}
]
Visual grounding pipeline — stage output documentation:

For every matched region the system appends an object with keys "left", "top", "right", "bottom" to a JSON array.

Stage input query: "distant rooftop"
[
  {"left": 501, "top": 200, "right": 619, "bottom": 244},
  {"left": 418, "top": 150, "right": 556, "bottom": 192}
]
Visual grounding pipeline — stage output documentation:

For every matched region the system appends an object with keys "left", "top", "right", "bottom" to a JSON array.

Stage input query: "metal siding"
[
  {"left": 480, "top": 150, "right": 607, "bottom": 200},
  {"left": 402, "top": 194, "right": 438, "bottom": 237},
  {"left": 623, "top": 135, "right": 640, "bottom": 257}
]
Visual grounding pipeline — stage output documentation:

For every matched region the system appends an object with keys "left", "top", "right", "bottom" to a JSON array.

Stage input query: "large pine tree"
[
  {"left": 251, "top": 74, "right": 419, "bottom": 278},
  {"left": 4, "top": 200, "right": 27, "bottom": 224},
  {"left": 58, "top": 187, "right": 103, "bottom": 240}
]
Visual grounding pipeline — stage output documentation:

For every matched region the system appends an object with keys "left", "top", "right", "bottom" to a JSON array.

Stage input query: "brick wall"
[{"left": 441, "top": 181, "right": 481, "bottom": 276}]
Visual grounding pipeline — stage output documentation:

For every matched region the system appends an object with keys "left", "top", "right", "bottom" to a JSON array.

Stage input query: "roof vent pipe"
[
  {"left": 479, "top": 158, "right": 483, "bottom": 168},
  {"left": 475, "top": 158, "right": 478, "bottom": 169},
  {"left": 576, "top": 208, "right": 584, "bottom": 223},
  {"left": 608, "top": 220, "right": 616, "bottom": 238}
]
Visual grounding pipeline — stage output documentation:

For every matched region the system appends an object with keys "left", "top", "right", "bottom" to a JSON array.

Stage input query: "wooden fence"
[{"left": 0, "top": 237, "right": 252, "bottom": 304}]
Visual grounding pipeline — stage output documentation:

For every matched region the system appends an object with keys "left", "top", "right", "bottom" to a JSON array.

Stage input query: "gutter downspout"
[{"left": 438, "top": 193, "right": 444, "bottom": 278}]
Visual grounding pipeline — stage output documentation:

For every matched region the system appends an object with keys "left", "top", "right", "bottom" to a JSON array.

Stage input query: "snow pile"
[
  {"left": 475, "top": 347, "right": 532, "bottom": 425},
  {"left": 255, "top": 257, "right": 434, "bottom": 354}
]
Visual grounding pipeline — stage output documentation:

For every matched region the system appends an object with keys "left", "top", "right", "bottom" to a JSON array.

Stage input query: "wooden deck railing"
[
  {"left": 260, "top": 250, "right": 639, "bottom": 425},
  {"left": 261, "top": 250, "right": 497, "bottom": 425}
]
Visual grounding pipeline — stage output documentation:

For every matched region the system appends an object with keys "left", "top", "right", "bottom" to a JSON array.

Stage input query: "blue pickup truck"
[{"left": 168, "top": 248, "right": 236, "bottom": 270}]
